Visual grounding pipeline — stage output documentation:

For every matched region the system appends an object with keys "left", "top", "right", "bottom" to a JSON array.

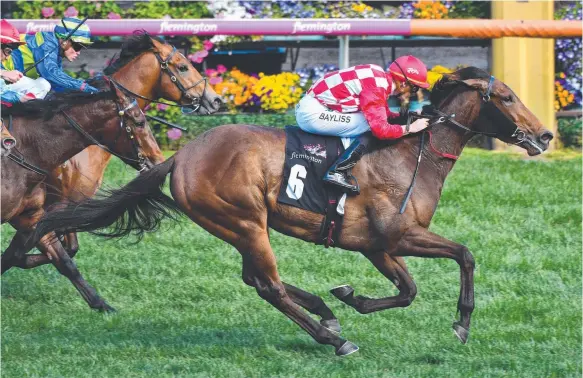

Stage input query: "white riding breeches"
[
  {"left": 295, "top": 94, "right": 371, "bottom": 138},
  {"left": 5, "top": 76, "right": 51, "bottom": 99}
]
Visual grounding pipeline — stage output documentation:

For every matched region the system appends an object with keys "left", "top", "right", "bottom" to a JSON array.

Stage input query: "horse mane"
[
  {"left": 2, "top": 77, "right": 116, "bottom": 120},
  {"left": 430, "top": 66, "right": 490, "bottom": 106},
  {"left": 103, "top": 30, "right": 165, "bottom": 75}
]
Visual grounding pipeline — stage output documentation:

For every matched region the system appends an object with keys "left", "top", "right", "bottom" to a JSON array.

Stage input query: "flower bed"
[{"left": 554, "top": 2, "right": 582, "bottom": 111}]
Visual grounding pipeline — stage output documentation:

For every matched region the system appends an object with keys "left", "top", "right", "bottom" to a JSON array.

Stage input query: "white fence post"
[{"left": 338, "top": 36, "right": 350, "bottom": 69}]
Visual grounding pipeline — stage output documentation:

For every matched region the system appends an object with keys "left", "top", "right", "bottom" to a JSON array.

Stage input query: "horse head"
[
  {"left": 105, "top": 31, "right": 223, "bottom": 115},
  {"left": 431, "top": 67, "right": 553, "bottom": 156},
  {"left": 105, "top": 80, "right": 163, "bottom": 170}
]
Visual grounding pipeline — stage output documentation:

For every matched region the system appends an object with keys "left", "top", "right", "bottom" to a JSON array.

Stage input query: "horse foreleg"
[
  {"left": 394, "top": 226, "right": 475, "bottom": 344},
  {"left": 283, "top": 282, "right": 342, "bottom": 334},
  {"left": 239, "top": 235, "right": 356, "bottom": 356},
  {"left": 36, "top": 232, "right": 115, "bottom": 313},
  {"left": 330, "top": 254, "right": 417, "bottom": 314}
]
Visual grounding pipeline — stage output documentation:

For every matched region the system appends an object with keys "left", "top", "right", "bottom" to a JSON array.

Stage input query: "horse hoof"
[
  {"left": 321, "top": 319, "right": 342, "bottom": 335},
  {"left": 330, "top": 285, "right": 354, "bottom": 300},
  {"left": 452, "top": 322, "right": 469, "bottom": 344},
  {"left": 96, "top": 303, "right": 117, "bottom": 313},
  {"left": 335, "top": 341, "right": 359, "bottom": 357}
]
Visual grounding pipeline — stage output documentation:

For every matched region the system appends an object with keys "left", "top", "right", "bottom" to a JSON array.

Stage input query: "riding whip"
[{"left": 23, "top": 17, "right": 89, "bottom": 75}]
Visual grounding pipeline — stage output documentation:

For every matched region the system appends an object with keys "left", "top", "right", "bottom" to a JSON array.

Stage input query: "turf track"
[{"left": 2, "top": 148, "right": 581, "bottom": 377}]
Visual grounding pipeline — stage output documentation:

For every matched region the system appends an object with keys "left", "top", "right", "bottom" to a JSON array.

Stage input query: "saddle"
[{"left": 277, "top": 126, "right": 350, "bottom": 248}]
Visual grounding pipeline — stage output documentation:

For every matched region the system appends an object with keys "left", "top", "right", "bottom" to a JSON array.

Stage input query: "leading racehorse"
[{"left": 33, "top": 67, "right": 553, "bottom": 355}]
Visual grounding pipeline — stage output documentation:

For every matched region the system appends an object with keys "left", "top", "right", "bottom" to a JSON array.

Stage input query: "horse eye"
[
  {"left": 178, "top": 65, "right": 188, "bottom": 72},
  {"left": 502, "top": 95, "right": 513, "bottom": 103},
  {"left": 136, "top": 120, "right": 145, "bottom": 127}
]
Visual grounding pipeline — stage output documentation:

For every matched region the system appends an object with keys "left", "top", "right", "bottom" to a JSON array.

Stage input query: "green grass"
[{"left": 2, "top": 148, "right": 581, "bottom": 377}]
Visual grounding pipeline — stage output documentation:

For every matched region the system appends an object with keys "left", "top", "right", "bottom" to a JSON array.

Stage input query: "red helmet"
[
  {"left": 0, "top": 19, "right": 25, "bottom": 46},
  {"left": 388, "top": 55, "right": 429, "bottom": 89}
]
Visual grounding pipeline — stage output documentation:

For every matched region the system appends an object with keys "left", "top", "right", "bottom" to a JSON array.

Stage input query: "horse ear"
[
  {"left": 150, "top": 37, "right": 165, "bottom": 52},
  {"left": 111, "top": 84, "right": 125, "bottom": 100},
  {"left": 460, "top": 79, "right": 488, "bottom": 92}
]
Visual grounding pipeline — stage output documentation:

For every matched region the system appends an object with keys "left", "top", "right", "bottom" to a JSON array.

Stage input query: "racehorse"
[
  {"left": 33, "top": 67, "right": 554, "bottom": 355},
  {"left": 2, "top": 78, "right": 157, "bottom": 311},
  {"left": 45, "top": 31, "right": 222, "bottom": 257}
]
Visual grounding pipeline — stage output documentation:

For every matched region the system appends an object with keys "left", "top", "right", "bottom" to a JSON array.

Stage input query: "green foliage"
[
  {"left": 558, "top": 117, "right": 582, "bottom": 148},
  {"left": 448, "top": 1, "right": 490, "bottom": 19},
  {"left": 12, "top": 1, "right": 122, "bottom": 19},
  {"left": 12, "top": 1, "right": 211, "bottom": 19},
  {"left": 128, "top": 1, "right": 211, "bottom": 19},
  {"left": 1, "top": 149, "right": 581, "bottom": 377},
  {"left": 156, "top": 112, "right": 296, "bottom": 149}
]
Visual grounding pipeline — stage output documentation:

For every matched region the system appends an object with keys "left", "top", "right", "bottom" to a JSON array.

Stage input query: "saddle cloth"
[{"left": 277, "top": 125, "right": 351, "bottom": 214}]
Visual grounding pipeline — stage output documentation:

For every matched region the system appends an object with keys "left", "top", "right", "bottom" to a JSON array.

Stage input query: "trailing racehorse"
[
  {"left": 2, "top": 78, "right": 158, "bottom": 311},
  {"left": 33, "top": 67, "right": 553, "bottom": 354},
  {"left": 3, "top": 31, "right": 222, "bottom": 274},
  {"left": 46, "top": 31, "right": 222, "bottom": 257}
]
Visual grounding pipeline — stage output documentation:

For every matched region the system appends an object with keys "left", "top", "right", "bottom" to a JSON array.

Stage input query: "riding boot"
[{"left": 323, "top": 133, "right": 373, "bottom": 194}]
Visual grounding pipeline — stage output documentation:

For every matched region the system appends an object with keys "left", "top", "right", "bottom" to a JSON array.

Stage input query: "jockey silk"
[
  {"left": 299, "top": 64, "right": 404, "bottom": 139},
  {"left": 3, "top": 32, "right": 94, "bottom": 93}
]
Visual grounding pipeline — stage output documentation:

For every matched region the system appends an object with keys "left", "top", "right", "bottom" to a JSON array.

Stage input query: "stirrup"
[{"left": 323, "top": 172, "right": 360, "bottom": 194}]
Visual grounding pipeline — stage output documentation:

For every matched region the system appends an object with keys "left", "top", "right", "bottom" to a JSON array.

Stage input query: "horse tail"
[{"left": 34, "top": 156, "right": 181, "bottom": 243}]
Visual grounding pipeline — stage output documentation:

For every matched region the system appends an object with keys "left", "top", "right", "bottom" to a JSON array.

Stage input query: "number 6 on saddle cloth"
[{"left": 277, "top": 126, "right": 352, "bottom": 248}]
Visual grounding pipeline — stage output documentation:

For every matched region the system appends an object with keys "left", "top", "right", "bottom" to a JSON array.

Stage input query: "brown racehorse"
[
  {"left": 46, "top": 31, "right": 222, "bottom": 257},
  {"left": 2, "top": 79, "right": 157, "bottom": 311},
  {"left": 33, "top": 67, "right": 554, "bottom": 355}
]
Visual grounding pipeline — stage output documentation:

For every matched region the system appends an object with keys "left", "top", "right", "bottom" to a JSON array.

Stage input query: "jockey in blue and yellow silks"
[
  {"left": 3, "top": 17, "right": 98, "bottom": 94},
  {"left": 1, "top": 19, "right": 36, "bottom": 105}
]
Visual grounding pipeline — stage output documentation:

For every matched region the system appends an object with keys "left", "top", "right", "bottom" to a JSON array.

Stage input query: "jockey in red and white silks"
[{"left": 295, "top": 55, "right": 431, "bottom": 194}]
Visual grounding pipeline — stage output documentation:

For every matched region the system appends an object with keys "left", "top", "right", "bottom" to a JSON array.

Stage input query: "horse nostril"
[
  {"left": 539, "top": 131, "right": 554, "bottom": 144},
  {"left": 213, "top": 97, "right": 224, "bottom": 110}
]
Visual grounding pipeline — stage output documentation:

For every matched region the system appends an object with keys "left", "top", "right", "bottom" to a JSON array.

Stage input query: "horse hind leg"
[
  {"left": 283, "top": 282, "right": 342, "bottom": 334},
  {"left": 3, "top": 232, "right": 81, "bottom": 272},
  {"left": 330, "top": 254, "right": 417, "bottom": 314},
  {"left": 240, "top": 234, "right": 357, "bottom": 356}
]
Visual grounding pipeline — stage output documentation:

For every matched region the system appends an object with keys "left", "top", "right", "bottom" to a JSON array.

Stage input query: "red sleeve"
[{"left": 360, "top": 88, "right": 404, "bottom": 140}]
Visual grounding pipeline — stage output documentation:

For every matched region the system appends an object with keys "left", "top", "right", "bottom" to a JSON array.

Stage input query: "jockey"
[
  {"left": 3, "top": 16, "right": 98, "bottom": 95},
  {"left": 295, "top": 55, "right": 431, "bottom": 194},
  {"left": 0, "top": 19, "right": 37, "bottom": 104}
]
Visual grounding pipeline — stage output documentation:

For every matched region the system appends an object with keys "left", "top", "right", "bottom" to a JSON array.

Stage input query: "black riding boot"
[{"left": 323, "top": 133, "right": 372, "bottom": 194}]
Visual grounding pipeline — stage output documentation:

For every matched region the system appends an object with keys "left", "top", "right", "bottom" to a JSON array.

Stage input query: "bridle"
[
  {"left": 61, "top": 88, "right": 148, "bottom": 172},
  {"left": 421, "top": 75, "right": 541, "bottom": 157},
  {"left": 3, "top": 79, "right": 149, "bottom": 176},
  {"left": 110, "top": 45, "right": 208, "bottom": 114}
]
